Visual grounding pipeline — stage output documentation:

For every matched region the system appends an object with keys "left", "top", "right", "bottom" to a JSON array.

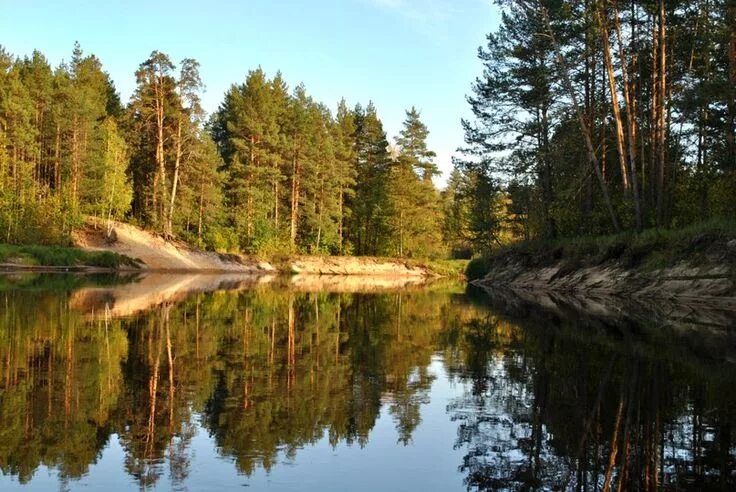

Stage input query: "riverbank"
[
  {"left": 471, "top": 220, "right": 736, "bottom": 302},
  {"left": 1, "top": 219, "right": 466, "bottom": 277},
  {"left": 0, "top": 244, "right": 139, "bottom": 271}
]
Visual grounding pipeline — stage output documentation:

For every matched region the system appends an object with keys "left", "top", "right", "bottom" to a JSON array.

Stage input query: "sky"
[{"left": 1, "top": 0, "right": 499, "bottom": 185}]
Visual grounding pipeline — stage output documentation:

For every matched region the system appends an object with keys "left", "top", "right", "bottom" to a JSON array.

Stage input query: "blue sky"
[{"left": 1, "top": 0, "right": 499, "bottom": 184}]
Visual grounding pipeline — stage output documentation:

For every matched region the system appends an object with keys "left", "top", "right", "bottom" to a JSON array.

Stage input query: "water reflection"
[{"left": 0, "top": 274, "right": 734, "bottom": 490}]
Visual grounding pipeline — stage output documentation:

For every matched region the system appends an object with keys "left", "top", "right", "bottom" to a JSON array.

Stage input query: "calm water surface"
[{"left": 0, "top": 273, "right": 734, "bottom": 491}]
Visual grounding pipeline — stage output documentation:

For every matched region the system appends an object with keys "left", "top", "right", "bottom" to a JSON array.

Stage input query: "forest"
[
  {"left": 0, "top": 44, "right": 444, "bottom": 257},
  {"left": 1, "top": 0, "right": 735, "bottom": 261},
  {"left": 450, "top": 0, "right": 736, "bottom": 251}
]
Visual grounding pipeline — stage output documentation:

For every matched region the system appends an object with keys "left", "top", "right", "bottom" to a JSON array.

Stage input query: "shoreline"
[
  {"left": 0, "top": 256, "right": 455, "bottom": 278},
  {"left": 0, "top": 218, "right": 464, "bottom": 278},
  {"left": 471, "top": 227, "right": 736, "bottom": 304}
]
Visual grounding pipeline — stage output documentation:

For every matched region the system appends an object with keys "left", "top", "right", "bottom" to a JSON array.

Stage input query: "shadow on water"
[
  {"left": 453, "top": 285, "right": 736, "bottom": 491},
  {"left": 0, "top": 274, "right": 733, "bottom": 490}
]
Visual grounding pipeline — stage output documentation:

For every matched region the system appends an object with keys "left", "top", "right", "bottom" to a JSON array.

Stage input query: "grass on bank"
[
  {"left": 0, "top": 244, "right": 140, "bottom": 269},
  {"left": 466, "top": 218, "right": 736, "bottom": 281}
]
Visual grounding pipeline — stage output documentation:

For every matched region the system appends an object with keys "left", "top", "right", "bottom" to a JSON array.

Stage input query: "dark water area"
[{"left": 0, "top": 273, "right": 734, "bottom": 491}]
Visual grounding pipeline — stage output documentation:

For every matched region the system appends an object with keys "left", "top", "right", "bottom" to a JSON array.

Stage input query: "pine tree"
[
  {"left": 387, "top": 108, "right": 444, "bottom": 258},
  {"left": 395, "top": 107, "right": 438, "bottom": 181},
  {"left": 332, "top": 99, "right": 357, "bottom": 253},
  {"left": 348, "top": 102, "right": 392, "bottom": 255},
  {"left": 128, "top": 51, "right": 177, "bottom": 230},
  {"left": 213, "top": 69, "right": 286, "bottom": 252}
]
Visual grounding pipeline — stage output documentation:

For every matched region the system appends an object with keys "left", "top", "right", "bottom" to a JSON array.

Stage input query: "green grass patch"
[
  {"left": 0, "top": 244, "right": 140, "bottom": 269},
  {"left": 483, "top": 217, "right": 736, "bottom": 273}
]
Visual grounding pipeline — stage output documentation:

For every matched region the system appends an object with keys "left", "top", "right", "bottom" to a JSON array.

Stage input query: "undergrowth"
[
  {"left": 468, "top": 218, "right": 736, "bottom": 279},
  {"left": 0, "top": 244, "right": 140, "bottom": 269}
]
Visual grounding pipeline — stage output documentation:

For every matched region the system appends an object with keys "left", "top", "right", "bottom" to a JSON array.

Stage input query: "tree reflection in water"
[
  {"left": 0, "top": 275, "right": 733, "bottom": 490},
  {"left": 442, "top": 291, "right": 736, "bottom": 491}
]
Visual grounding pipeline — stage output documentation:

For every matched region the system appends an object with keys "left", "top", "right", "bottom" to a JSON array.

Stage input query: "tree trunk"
[
  {"left": 611, "top": 0, "right": 643, "bottom": 230},
  {"left": 71, "top": 116, "right": 79, "bottom": 206},
  {"left": 338, "top": 187, "right": 344, "bottom": 254},
  {"left": 197, "top": 183, "right": 205, "bottom": 248},
  {"left": 599, "top": 3, "right": 630, "bottom": 193},
  {"left": 655, "top": 0, "right": 667, "bottom": 225},
  {"left": 290, "top": 154, "right": 300, "bottom": 249},
  {"left": 531, "top": 0, "right": 621, "bottom": 233},
  {"left": 315, "top": 179, "right": 324, "bottom": 252},
  {"left": 399, "top": 209, "right": 404, "bottom": 257},
  {"left": 274, "top": 180, "right": 279, "bottom": 228},
  {"left": 728, "top": 1, "right": 736, "bottom": 170},
  {"left": 167, "top": 116, "right": 183, "bottom": 239},
  {"left": 155, "top": 76, "right": 168, "bottom": 230},
  {"left": 54, "top": 122, "right": 61, "bottom": 190}
]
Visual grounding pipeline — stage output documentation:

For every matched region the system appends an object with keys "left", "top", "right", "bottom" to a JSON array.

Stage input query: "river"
[{"left": 0, "top": 273, "right": 734, "bottom": 491}]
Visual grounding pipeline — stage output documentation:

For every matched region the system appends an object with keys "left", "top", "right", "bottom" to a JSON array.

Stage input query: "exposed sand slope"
[
  {"left": 72, "top": 218, "right": 440, "bottom": 276},
  {"left": 73, "top": 219, "right": 274, "bottom": 272},
  {"left": 289, "top": 256, "right": 433, "bottom": 276}
]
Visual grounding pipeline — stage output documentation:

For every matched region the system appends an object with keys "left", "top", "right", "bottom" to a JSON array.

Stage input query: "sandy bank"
[{"left": 71, "top": 219, "right": 439, "bottom": 276}]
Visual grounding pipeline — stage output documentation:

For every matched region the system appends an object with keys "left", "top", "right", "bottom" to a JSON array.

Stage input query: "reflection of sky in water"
[{"left": 3, "top": 359, "right": 468, "bottom": 492}]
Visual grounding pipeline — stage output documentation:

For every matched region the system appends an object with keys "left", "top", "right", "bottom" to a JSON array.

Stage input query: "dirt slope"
[
  {"left": 73, "top": 219, "right": 273, "bottom": 272},
  {"left": 72, "top": 219, "right": 439, "bottom": 276},
  {"left": 474, "top": 236, "right": 736, "bottom": 301}
]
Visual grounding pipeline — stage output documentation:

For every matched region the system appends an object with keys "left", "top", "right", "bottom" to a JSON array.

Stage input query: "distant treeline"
[
  {"left": 0, "top": 44, "right": 445, "bottom": 257},
  {"left": 450, "top": 0, "right": 736, "bottom": 251}
]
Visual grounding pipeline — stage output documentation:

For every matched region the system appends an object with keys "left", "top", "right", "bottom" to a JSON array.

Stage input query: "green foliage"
[
  {"left": 384, "top": 109, "right": 446, "bottom": 259},
  {"left": 452, "top": 0, "right": 736, "bottom": 254},
  {"left": 483, "top": 218, "right": 736, "bottom": 274},
  {"left": 465, "top": 257, "right": 492, "bottom": 282},
  {"left": 2, "top": 45, "right": 451, "bottom": 259},
  {"left": 0, "top": 243, "right": 139, "bottom": 268},
  {"left": 0, "top": 43, "right": 130, "bottom": 245}
]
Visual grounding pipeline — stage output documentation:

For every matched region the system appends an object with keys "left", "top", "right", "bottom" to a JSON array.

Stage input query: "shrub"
[
  {"left": 466, "top": 257, "right": 492, "bottom": 281},
  {"left": 0, "top": 244, "right": 139, "bottom": 269}
]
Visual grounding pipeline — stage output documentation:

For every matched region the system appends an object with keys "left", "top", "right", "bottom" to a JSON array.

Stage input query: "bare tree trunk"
[
  {"left": 315, "top": 179, "right": 324, "bottom": 252},
  {"left": 167, "top": 117, "right": 183, "bottom": 239},
  {"left": 338, "top": 187, "right": 344, "bottom": 254},
  {"left": 197, "top": 183, "right": 205, "bottom": 248},
  {"left": 583, "top": 0, "right": 595, "bottom": 219},
  {"left": 155, "top": 75, "right": 168, "bottom": 231},
  {"left": 649, "top": 13, "right": 659, "bottom": 210},
  {"left": 612, "top": 0, "right": 643, "bottom": 230},
  {"left": 54, "top": 122, "right": 61, "bottom": 190},
  {"left": 599, "top": 3, "right": 630, "bottom": 193},
  {"left": 290, "top": 154, "right": 300, "bottom": 249},
  {"left": 399, "top": 209, "right": 404, "bottom": 257},
  {"left": 655, "top": 0, "right": 667, "bottom": 225},
  {"left": 246, "top": 136, "right": 255, "bottom": 241},
  {"left": 71, "top": 116, "right": 79, "bottom": 206}
]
